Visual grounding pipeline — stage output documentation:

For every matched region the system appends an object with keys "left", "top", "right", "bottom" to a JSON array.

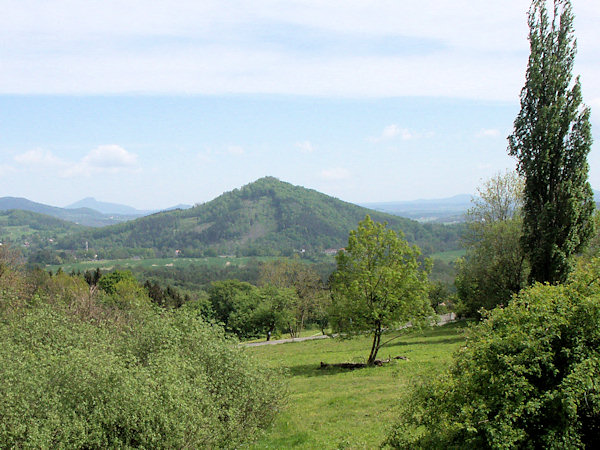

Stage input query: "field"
[
  {"left": 246, "top": 321, "right": 470, "bottom": 448},
  {"left": 430, "top": 249, "right": 465, "bottom": 264},
  {"left": 46, "top": 256, "right": 283, "bottom": 273}
]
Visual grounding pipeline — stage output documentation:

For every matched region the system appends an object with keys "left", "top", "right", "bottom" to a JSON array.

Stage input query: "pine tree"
[{"left": 508, "top": 0, "right": 594, "bottom": 284}]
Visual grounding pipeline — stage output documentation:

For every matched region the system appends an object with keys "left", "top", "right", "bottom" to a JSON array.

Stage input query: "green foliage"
[
  {"left": 386, "top": 260, "right": 600, "bottom": 448},
  {"left": 508, "top": 0, "right": 595, "bottom": 284},
  {"left": 144, "top": 280, "right": 190, "bottom": 309},
  {"left": 252, "top": 284, "right": 297, "bottom": 340},
  {"left": 97, "top": 269, "right": 137, "bottom": 295},
  {"left": 456, "top": 218, "right": 529, "bottom": 316},
  {"left": 330, "top": 215, "right": 432, "bottom": 365},
  {"left": 0, "top": 265, "right": 285, "bottom": 448},
  {"left": 208, "top": 279, "right": 303, "bottom": 339},
  {"left": 208, "top": 279, "right": 258, "bottom": 333},
  {"left": 259, "top": 259, "right": 329, "bottom": 337}
]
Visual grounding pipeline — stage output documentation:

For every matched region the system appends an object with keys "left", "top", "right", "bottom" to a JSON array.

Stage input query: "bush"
[
  {"left": 386, "top": 260, "right": 600, "bottom": 448},
  {"left": 0, "top": 271, "right": 285, "bottom": 448}
]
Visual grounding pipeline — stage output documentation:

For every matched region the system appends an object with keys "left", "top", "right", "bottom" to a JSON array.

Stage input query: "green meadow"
[
  {"left": 246, "top": 321, "right": 470, "bottom": 449},
  {"left": 429, "top": 249, "right": 465, "bottom": 264}
]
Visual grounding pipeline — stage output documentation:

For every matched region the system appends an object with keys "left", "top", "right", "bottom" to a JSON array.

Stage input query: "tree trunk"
[{"left": 367, "top": 322, "right": 382, "bottom": 365}]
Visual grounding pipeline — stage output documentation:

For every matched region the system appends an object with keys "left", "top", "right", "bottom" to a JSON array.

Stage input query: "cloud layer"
[{"left": 2, "top": 1, "right": 598, "bottom": 100}]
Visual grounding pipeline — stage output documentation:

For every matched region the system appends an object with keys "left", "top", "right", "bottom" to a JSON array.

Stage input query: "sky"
[{"left": 1, "top": 0, "right": 599, "bottom": 210}]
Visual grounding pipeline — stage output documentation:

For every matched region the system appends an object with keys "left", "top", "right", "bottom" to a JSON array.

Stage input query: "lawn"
[{"left": 246, "top": 321, "right": 470, "bottom": 449}]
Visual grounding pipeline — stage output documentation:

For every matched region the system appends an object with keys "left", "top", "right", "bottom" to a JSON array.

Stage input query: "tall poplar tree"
[{"left": 508, "top": 0, "right": 594, "bottom": 284}]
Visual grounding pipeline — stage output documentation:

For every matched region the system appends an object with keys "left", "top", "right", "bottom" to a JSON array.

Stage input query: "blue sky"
[{"left": 1, "top": 1, "right": 599, "bottom": 209}]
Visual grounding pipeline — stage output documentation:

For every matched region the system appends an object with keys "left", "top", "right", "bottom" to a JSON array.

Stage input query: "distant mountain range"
[
  {"left": 0, "top": 196, "right": 192, "bottom": 227},
  {"left": 363, "top": 190, "right": 600, "bottom": 223},
  {"left": 65, "top": 197, "right": 192, "bottom": 217},
  {"left": 0, "top": 197, "right": 121, "bottom": 227},
  {"left": 361, "top": 194, "right": 473, "bottom": 223}
]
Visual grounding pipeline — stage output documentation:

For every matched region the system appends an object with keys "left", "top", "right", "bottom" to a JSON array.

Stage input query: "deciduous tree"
[
  {"left": 456, "top": 172, "right": 529, "bottom": 316},
  {"left": 330, "top": 215, "right": 431, "bottom": 365}
]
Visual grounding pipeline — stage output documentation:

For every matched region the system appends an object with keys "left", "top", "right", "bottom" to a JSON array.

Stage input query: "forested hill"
[{"left": 57, "top": 177, "right": 463, "bottom": 258}]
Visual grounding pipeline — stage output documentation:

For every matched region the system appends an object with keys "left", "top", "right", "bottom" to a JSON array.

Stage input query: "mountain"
[
  {"left": 0, "top": 197, "right": 127, "bottom": 227},
  {"left": 65, "top": 197, "right": 148, "bottom": 216},
  {"left": 361, "top": 194, "right": 473, "bottom": 223},
  {"left": 66, "top": 197, "right": 193, "bottom": 216},
  {"left": 55, "top": 177, "right": 463, "bottom": 259}
]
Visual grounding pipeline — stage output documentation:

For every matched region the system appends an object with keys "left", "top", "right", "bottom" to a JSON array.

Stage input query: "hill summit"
[{"left": 58, "top": 177, "right": 461, "bottom": 258}]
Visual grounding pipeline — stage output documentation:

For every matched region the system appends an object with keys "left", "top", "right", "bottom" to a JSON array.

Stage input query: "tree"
[
  {"left": 259, "top": 259, "right": 327, "bottom": 337},
  {"left": 508, "top": 0, "right": 595, "bottom": 284},
  {"left": 251, "top": 285, "right": 296, "bottom": 340},
  {"left": 456, "top": 172, "right": 530, "bottom": 316},
  {"left": 330, "top": 215, "right": 431, "bottom": 366},
  {"left": 207, "top": 280, "right": 259, "bottom": 338}
]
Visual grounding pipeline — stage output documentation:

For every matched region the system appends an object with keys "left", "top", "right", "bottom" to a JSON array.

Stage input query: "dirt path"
[
  {"left": 241, "top": 313, "right": 456, "bottom": 347},
  {"left": 242, "top": 333, "right": 330, "bottom": 347}
]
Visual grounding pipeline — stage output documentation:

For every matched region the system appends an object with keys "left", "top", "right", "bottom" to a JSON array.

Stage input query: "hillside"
[
  {"left": 0, "top": 209, "right": 88, "bottom": 263},
  {"left": 56, "top": 177, "right": 463, "bottom": 258},
  {"left": 0, "top": 197, "right": 134, "bottom": 227}
]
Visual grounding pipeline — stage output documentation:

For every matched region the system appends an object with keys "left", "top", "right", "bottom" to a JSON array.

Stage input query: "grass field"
[
  {"left": 430, "top": 249, "right": 465, "bottom": 263},
  {"left": 46, "top": 256, "right": 281, "bottom": 273},
  {"left": 246, "top": 321, "right": 470, "bottom": 449}
]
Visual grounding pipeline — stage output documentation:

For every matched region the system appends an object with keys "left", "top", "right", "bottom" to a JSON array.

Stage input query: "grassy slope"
[{"left": 246, "top": 321, "right": 469, "bottom": 449}]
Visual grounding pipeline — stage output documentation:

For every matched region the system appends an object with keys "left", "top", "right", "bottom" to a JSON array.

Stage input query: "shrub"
[
  {"left": 0, "top": 273, "right": 285, "bottom": 448},
  {"left": 386, "top": 260, "right": 600, "bottom": 448}
]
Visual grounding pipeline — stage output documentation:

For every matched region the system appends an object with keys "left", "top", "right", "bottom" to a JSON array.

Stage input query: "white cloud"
[
  {"left": 14, "top": 148, "right": 63, "bottom": 166},
  {"left": 369, "top": 124, "right": 414, "bottom": 143},
  {"left": 82, "top": 145, "right": 137, "bottom": 169},
  {"left": 295, "top": 141, "right": 314, "bottom": 153},
  {"left": 227, "top": 145, "right": 245, "bottom": 155},
  {"left": 14, "top": 145, "right": 139, "bottom": 177},
  {"left": 63, "top": 145, "right": 139, "bottom": 176},
  {"left": 476, "top": 128, "right": 501, "bottom": 138},
  {"left": 320, "top": 167, "right": 350, "bottom": 180}
]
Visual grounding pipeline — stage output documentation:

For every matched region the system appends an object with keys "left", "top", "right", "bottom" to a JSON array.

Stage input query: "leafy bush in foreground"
[
  {"left": 386, "top": 260, "right": 600, "bottom": 448},
  {"left": 0, "top": 266, "right": 285, "bottom": 448}
]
